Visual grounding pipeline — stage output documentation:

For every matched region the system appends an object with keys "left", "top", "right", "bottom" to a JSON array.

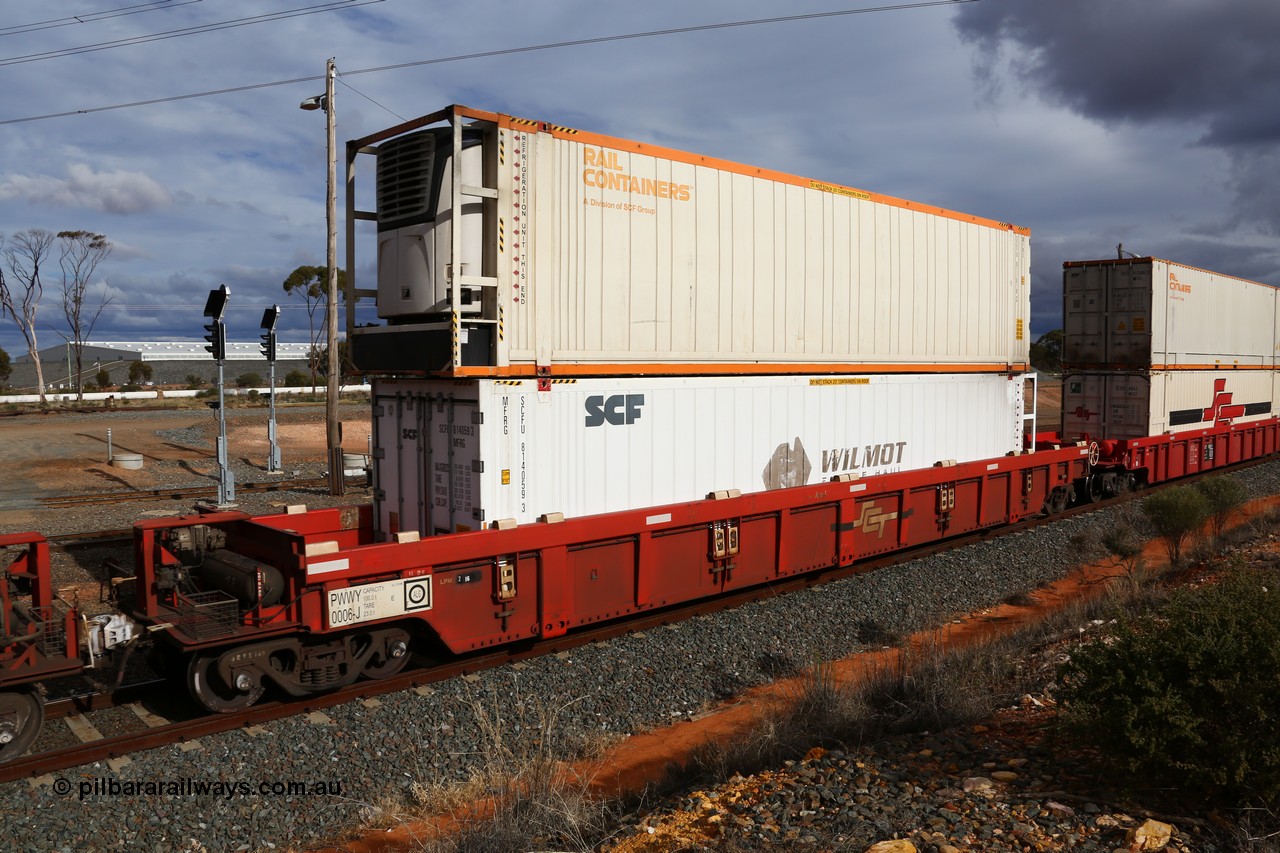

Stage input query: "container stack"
[
  {"left": 351, "top": 106, "right": 1033, "bottom": 535},
  {"left": 1061, "top": 257, "right": 1279, "bottom": 442}
]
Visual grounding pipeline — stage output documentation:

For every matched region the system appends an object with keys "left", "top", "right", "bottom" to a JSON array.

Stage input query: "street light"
[{"left": 300, "top": 57, "right": 344, "bottom": 495}]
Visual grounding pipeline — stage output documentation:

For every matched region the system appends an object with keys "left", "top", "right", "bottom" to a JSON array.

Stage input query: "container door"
[
  {"left": 1105, "top": 263, "right": 1153, "bottom": 368},
  {"left": 372, "top": 389, "right": 430, "bottom": 540},
  {"left": 426, "top": 395, "right": 484, "bottom": 534}
]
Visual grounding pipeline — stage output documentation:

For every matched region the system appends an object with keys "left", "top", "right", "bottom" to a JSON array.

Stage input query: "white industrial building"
[{"left": 15, "top": 341, "right": 314, "bottom": 364}]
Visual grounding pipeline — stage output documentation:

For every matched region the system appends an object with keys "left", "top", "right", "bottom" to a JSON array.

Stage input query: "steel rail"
[
  {"left": 3, "top": 451, "right": 1270, "bottom": 784},
  {"left": 0, "top": 499, "right": 1100, "bottom": 785}
]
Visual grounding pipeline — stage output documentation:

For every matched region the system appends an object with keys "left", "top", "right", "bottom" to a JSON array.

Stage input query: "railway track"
[
  {"left": 0, "top": 495, "right": 1111, "bottom": 785},
  {"left": 4, "top": 452, "right": 1266, "bottom": 785},
  {"left": 37, "top": 477, "right": 335, "bottom": 509}
]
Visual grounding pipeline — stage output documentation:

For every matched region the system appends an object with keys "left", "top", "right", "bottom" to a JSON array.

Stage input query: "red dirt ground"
[{"left": 328, "top": 495, "right": 1280, "bottom": 853}]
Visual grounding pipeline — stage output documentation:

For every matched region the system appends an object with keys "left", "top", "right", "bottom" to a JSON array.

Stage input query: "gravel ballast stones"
[{"left": 2, "top": 447, "right": 1278, "bottom": 850}]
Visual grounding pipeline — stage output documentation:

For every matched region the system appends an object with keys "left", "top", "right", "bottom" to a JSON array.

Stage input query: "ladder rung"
[
  {"left": 457, "top": 275, "right": 498, "bottom": 288},
  {"left": 353, "top": 210, "right": 377, "bottom": 221},
  {"left": 461, "top": 185, "right": 498, "bottom": 200}
]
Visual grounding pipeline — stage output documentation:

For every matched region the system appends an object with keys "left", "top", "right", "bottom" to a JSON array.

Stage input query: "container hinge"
[
  {"left": 471, "top": 459, "right": 484, "bottom": 473},
  {"left": 471, "top": 410, "right": 484, "bottom": 425},
  {"left": 373, "top": 489, "right": 386, "bottom": 501},
  {"left": 494, "top": 556, "right": 516, "bottom": 602}
]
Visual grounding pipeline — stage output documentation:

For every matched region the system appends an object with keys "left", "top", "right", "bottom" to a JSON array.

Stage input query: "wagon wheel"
[
  {"left": 0, "top": 687, "right": 45, "bottom": 763},
  {"left": 359, "top": 629, "right": 412, "bottom": 680},
  {"left": 1084, "top": 474, "right": 1103, "bottom": 503},
  {"left": 1046, "top": 487, "right": 1069, "bottom": 515},
  {"left": 188, "top": 653, "right": 264, "bottom": 713}
]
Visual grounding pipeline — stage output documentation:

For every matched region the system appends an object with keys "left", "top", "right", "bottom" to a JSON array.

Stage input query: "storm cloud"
[{"left": 954, "top": 1, "right": 1280, "bottom": 234}]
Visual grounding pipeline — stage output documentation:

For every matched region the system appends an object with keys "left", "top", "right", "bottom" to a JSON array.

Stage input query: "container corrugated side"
[
  {"left": 1062, "top": 370, "right": 1275, "bottom": 441},
  {"left": 1063, "top": 258, "right": 1277, "bottom": 369},
  {"left": 507, "top": 129, "right": 1030, "bottom": 370},
  {"left": 372, "top": 373, "right": 1024, "bottom": 536}
]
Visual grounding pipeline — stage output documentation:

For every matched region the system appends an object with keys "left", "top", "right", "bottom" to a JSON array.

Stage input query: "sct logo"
[{"left": 585, "top": 394, "right": 645, "bottom": 427}]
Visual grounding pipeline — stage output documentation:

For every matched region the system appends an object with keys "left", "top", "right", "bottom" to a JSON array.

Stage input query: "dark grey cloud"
[{"left": 955, "top": 1, "right": 1280, "bottom": 233}]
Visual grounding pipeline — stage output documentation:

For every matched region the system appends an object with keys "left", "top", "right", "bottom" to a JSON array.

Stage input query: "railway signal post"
[
  {"left": 260, "top": 305, "right": 282, "bottom": 474},
  {"left": 203, "top": 284, "right": 235, "bottom": 507}
]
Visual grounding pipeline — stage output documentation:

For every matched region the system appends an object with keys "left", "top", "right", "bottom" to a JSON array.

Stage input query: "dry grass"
[
  {"left": 349, "top": 505, "right": 1280, "bottom": 852},
  {"left": 353, "top": 682, "right": 624, "bottom": 853}
]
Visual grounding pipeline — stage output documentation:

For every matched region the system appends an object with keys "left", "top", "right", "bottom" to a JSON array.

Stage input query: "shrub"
[
  {"left": 1196, "top": 475, "right": 1248, "bottom": 542},
  {"left": 284, "top": 369, "right": 309, "bottom": 387},
  {"left": 94, "top": 368, "right": 111, "bottom": 389},
  {"left": 1142, "top": 485, "right": 1209, "bottom": 567},
  {"left": 234, "top": 372, "right": 263, "bottom": 388},
  {"left": 127, "top": 361, "right": 153, "bottom": 384},
  {"left": 1058, "top": 568, "right": 1280, "bottom": 807}
]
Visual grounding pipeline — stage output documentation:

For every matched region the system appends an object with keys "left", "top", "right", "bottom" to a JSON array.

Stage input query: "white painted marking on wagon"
[
  {"left": 646, "top": 513, "right": 672, "bottom": 525},
  {"left": 987, "top": 463, "right": 999, "bottom": 470},
  {"left": 309, "top": 557, "right": 351, "bottom": 576},
  {"left": 849, "top": 484, "right": 867, "bottom": 493}
]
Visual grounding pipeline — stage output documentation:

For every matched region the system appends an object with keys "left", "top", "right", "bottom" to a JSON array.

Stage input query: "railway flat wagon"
[
  {"left": 372, "top": 372, "right": 1029, "bottom": 537},
  {"left": 1063, "top": 257, "right": 1278, "bottom": 370},
  {"left": 348, "top": 105, "right": 1031, "bottom": 377}
]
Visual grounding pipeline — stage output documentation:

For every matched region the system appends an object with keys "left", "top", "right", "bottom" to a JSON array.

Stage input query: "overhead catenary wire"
[
  {"left": 0, "top": 1, "right": 201, "bottom": 38},
  {"left": 0, "top": 0, "right": 384, "bottom": 67},
  {"left": 0, "top": 0, "right": 980, "bottom": 126},
  {"left": 337, "top": 78, "right": 407, "bottom": 123}
]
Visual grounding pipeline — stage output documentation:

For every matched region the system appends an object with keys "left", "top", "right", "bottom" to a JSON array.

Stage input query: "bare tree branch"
[
  {"left": 1, "top": 229, "right": 56, "bottom": 402},
  {"left": 58, "top": 230, "right": 113, "bottom": 402}
]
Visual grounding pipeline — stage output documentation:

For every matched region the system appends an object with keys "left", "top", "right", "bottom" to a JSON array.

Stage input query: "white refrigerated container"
[
  {"left": 1063, "top": 258, "right": 1278, "bottom": 370},
  {"left": 352, "top": 105, "right": 1031, "bottom": 376},
  {"left": 371, "top": 372, "right": 1026, "bottom": 536}
]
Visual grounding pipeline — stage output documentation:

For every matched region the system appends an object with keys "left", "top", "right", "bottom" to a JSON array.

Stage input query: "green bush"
[
  {"left": 1195, "top": 475, "right": 1247, "bottom": 542},
  {"left": 1058, "top": 569, "right": 1280, "bottom": 807},
  {"left": 284, "top": 369, "right": 309, "bottom": 387},
  {"left": 1142, "top": 485, "right": 1209, "bottom": 566},
  {"left": 235, "top": 372, "right": 263, "bottom": 388},
  {"left": 127, "top": 361, "right": 153, "bottom": 384}
]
